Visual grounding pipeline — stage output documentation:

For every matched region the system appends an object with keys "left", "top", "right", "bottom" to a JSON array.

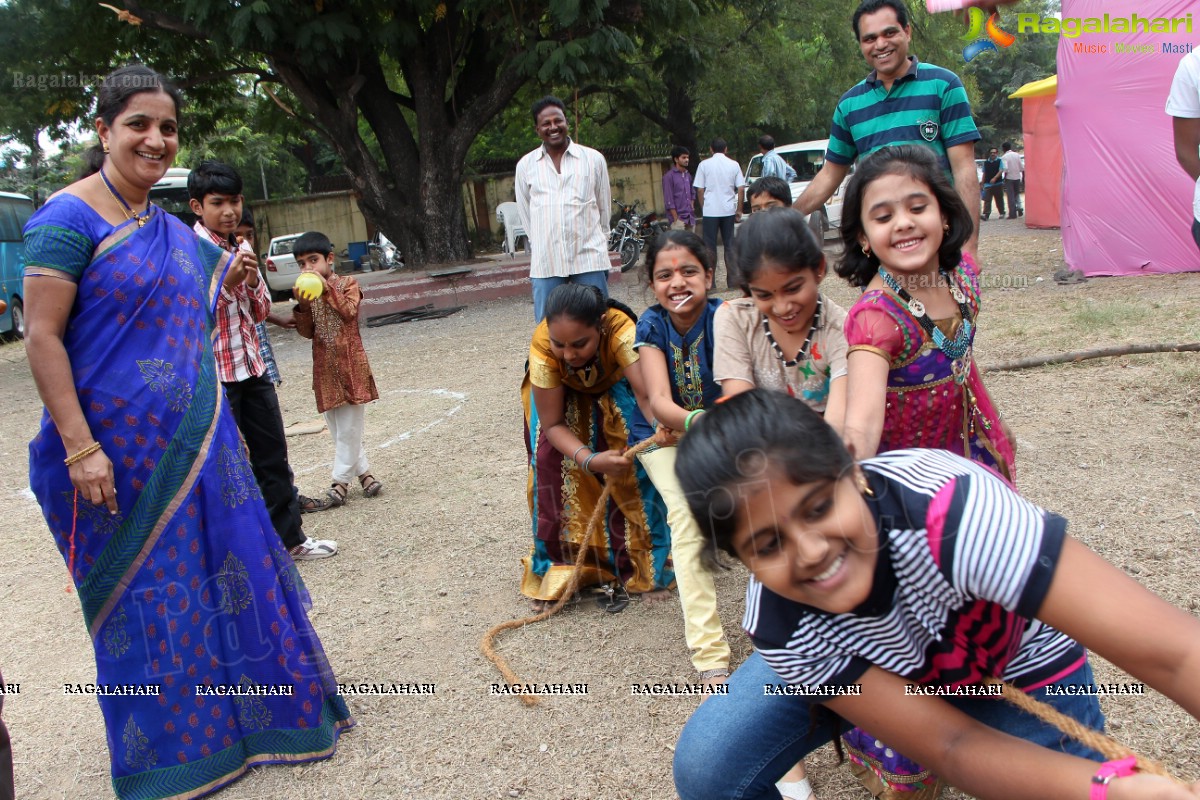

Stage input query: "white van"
[
  {"left": 148, "top": 167, "right": 196, "bottom": 228},
  {"left": 743, "top": 139, "right": 853, "bottom": 237}
]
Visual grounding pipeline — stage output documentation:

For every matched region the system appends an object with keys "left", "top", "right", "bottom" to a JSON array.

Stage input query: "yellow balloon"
[{"left": 295, "top": 272, "right": 324, "bottom": 301}]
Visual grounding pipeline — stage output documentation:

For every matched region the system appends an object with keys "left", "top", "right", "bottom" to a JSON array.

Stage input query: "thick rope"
[
  {"left": 481, "top": 438, "right": 656, "bottom": 706},
  {"left": 481, "top": 437, "right": 1187, "bottom": 781},
  {"left": 984, "top": 678, "right": 1174, "bottom": 779}
]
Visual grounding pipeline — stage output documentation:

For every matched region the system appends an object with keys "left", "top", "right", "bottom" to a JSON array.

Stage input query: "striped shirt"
[
  {"left": 744, "top": 449, "right": 1084, "bottom": 697},
  {"left": 195, "top": 221, "right": 270, "bottom": 383},
  {"left": 826, "top": 57, "right": 980, "bottom": 174},
  {"left": 514, "top": 139, "right": 612, "bottom": 279}
]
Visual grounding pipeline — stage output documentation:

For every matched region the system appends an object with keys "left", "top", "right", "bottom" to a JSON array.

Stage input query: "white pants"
[{"left": 325, "top": 403, "right": 369, "bottom": 485}]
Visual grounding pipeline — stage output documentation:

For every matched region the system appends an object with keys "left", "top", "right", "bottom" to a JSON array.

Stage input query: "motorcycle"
[
  {"left": 608, "top": 199, "right": 669, "bottom": 273},
  {"left": 368, "top": 232, "right": 403, "bottom": 271},
  {"left": 608, "top": 204, "right": 642, "bottom": 273}
]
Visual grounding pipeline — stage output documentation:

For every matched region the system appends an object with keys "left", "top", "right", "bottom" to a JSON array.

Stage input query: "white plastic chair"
[{"left": 496, "top": 201, "right": 529, "bottom": 257}]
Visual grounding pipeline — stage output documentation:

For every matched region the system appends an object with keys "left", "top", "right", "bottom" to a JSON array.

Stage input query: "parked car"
[
  {"left": 148, "top": 167, "right": 196, "bottom": 228},
  {"left": 742, "top": 139, "right": 852, "bottom": 238},
  {"left": 263, "top": 233, "right": 303, "bottom": 301},
  {"left": 0, "top": 192, "right": 33, "bottom": 339}
]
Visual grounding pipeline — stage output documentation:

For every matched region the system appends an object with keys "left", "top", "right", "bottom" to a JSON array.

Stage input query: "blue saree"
[{"left": 24, "top": 196, "right": 354, "bottom": 800}]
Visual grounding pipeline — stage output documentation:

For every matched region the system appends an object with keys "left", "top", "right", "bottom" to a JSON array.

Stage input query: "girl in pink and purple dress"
[
  {"left": 838, "top": 144, "right": 1014, "bottom": 484},
  {"left": 833, "top": 144, "right": 1015, "bottom": 794}
]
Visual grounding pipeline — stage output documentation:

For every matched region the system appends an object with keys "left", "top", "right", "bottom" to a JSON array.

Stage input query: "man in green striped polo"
[{"left": 794, "top": 0, "right": 981, "bottom": 256}]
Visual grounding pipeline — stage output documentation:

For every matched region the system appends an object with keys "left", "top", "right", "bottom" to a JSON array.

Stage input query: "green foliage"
[{"left": 960, "top": 0, "right": 1060, "bottom": 146}]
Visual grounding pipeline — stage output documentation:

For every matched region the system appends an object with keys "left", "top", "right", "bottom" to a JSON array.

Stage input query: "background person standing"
[
  {"left": 980, "top": 146, "right": 1005, "bottom": 220},
  {"left": 663, "top": 145, "right": 696, "bottom": 231},
  {"left": 1001, "top": 140, "right": 1024, "bottom": 218},
  {"left": 793, "top": 0, "right": 982, "bottom": 256},
  {"left": 693, "top": 138, "right": 745, "bottom": 289},
  {"left": 515, "top": 95, "right": 613, "bottom": 322},
  {"left": 757, "top": 135, "right": 797, "bottom": 183},
  {"left": 1167, "top": 49, "right": 1200, "bottom": 250}
]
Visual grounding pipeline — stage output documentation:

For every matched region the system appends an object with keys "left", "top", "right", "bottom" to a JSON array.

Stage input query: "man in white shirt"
[
  {"left": 515, "top": 95, "right": 613, "bottom": 322},
  {"left": 693, "top": 138, "right": 745, "bottom": 288},
  {"left": 1167, "top": 50, "right": 1200, "bottom": 251},
  {"left": 1000, "top": 141, "right": 1023, "bottom": 219}
]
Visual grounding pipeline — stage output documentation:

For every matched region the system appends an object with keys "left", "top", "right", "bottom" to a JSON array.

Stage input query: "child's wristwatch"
[{"left": 1090, "top": 756, "right": 1137, "bottom": 800}]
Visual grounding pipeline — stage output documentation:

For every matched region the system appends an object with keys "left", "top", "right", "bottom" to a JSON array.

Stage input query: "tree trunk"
[
  {"left": 663, "top": 78, "right": 699, "bottom": 174},
  {"left": 350, "top": 152, "right": 472, "bottom": 268}
]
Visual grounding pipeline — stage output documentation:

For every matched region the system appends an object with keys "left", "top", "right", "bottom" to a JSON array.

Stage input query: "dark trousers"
[
  {"left": 1192, "top": 218, "right": 1200, "bottom": 251},
  {"left": 702, "top": 215, "right": 738, "bottom": 288},
  {"left": 0, "top": 669, "right": 12, "bottom": 800},
  {"left": 223, "top": 375, "right": 304, "bottom": 549},
  {"left": 981, "top": 183, "right": 1006, "bottom": 218},
  {"left": 1005, "top": 179, "right": 1023, "bottom": 217}
]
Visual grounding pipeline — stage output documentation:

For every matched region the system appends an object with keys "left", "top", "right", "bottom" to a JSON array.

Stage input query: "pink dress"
[
  {"left": 841, "top": 254, "right": 1015, "bottom": 793},
  {"left": 845, "top": 253, "right": 1014, "bottom": 482}
]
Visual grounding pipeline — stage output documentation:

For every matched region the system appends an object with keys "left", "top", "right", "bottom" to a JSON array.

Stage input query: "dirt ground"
[{"left": 3, "top": 216, "right": 1200, "bottom": 800}]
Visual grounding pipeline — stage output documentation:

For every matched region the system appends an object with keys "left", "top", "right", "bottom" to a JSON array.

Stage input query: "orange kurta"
[{"left": 294, "top": 274, "right": 379, "bottom": 413}]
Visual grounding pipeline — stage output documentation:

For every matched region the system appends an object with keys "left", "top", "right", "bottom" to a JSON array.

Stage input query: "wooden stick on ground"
[{"left": 983, "top": 343, "right": 1200, "bottom": 373}]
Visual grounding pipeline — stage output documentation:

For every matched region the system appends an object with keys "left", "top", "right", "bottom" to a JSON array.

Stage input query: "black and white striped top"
[{"left": 744, "top": 449, "right": 1085, "bottom": 697}]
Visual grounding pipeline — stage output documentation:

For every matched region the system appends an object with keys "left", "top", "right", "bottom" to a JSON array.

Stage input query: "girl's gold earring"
[
  {"left": 102, "top": 142, "right": 110, "bottom": 154},
  {"left": 861, "top": 244, "right": 870, "bottom": 256},
  {"left": 857, "top": 473, "right": 875, "bottom": 497}
]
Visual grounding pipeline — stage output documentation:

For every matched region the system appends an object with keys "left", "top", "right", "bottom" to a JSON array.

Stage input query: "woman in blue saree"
[{"left": 23, "top": 65, "right": 353, "bottom": 800}]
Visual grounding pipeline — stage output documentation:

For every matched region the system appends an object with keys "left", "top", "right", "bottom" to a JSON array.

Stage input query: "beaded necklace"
[
  {"left": 878, "top": 267, "right": 973, "bottom": 360},
  {"left": 761, "top": 295, "right": 822, "bottom": 368},
  {"left": 99, "top": 167, "right": 155, "bottom": 228}
]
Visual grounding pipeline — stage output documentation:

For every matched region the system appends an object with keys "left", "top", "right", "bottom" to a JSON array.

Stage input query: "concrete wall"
[
  {"left": 250, "top": 191, "right": 371, "bottom": 253},
  {"left": 253, "top": 157, "right": 672, "bottom": 253}
]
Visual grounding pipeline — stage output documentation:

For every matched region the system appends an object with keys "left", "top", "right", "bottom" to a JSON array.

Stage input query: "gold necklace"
[{"left": 99, "top": 167, "right": 154, "bottom": 227}]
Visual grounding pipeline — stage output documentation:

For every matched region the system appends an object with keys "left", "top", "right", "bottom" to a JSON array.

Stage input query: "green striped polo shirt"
[{"left": 826, "top": 57, "right": 980, "bottom": 177}]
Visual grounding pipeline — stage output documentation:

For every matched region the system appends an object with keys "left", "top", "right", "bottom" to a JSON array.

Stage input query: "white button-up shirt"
[
  {"left": 693, "top": 152, "right": 745, "bottom": 218},
  {"left": 514, "top": 139, "right": 612, "bottom": 279}
]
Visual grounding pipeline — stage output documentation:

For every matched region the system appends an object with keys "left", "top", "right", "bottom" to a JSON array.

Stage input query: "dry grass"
[{"left": 3, "top": 218, "right": 1200, "bottom": 799}]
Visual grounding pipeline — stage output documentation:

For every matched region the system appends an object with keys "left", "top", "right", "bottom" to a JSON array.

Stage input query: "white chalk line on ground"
[
  {"left": 20, "top": 486, "right": 38, "bottom": 509},
  {"left": 293, "top": 387, "right": 467, "bottom": 477}
]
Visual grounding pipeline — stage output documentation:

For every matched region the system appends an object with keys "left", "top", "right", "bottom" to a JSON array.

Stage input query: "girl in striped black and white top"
[{"left": 671, "top": 389, "right": 1200, "bottom": 800}]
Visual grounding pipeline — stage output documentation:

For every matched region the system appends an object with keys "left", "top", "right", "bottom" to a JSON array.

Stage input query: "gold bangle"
[{"left": 64, "top": 441, "right": 102, "bottom": 466}]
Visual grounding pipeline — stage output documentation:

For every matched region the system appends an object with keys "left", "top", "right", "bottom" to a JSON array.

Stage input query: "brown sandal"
[
  {"left": 359, "top": 472, "right": 383, "bottom": 497},
  {"left": 327, "top": 482, "right": 348, "bottom": 507},
  {"left": 298, "top": 493, "right": 332, "bottom": 514}
]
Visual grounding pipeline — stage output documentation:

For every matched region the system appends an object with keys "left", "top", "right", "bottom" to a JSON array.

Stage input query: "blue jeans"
[
  {"left": 673, "top": 652, "right": 1105, "bottom": 800},
  {"left": 531, "top": 271, "right": 610, "bottom": 323}
]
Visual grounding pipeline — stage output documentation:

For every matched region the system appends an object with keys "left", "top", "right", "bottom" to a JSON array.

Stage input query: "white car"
[
  {"left": 263, "top": 233, "right": 303, "bottom": 301},
  {"left": 743, "top": 139, "right": 853, "bottom": 238}
]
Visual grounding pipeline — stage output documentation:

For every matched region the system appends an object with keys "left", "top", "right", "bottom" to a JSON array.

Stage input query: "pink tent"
[{"left": 1058, "top": 0, "right": 1199, "bottom": 274}]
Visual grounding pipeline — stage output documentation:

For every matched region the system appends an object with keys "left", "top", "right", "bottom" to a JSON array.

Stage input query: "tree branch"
[{"left": 115, "top": 1, "right": 208, "bottom": 40}]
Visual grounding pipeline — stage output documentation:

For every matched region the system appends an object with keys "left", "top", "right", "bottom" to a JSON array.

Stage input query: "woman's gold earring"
[
  {"left": 102, "top": 142, "right": 109, "bottom": 154},
  {"left": 861, "top": 244, "right": 870, "bottom": 256},
  {"left": 857, "top": 473, "right": 875, "bottom": 497}
]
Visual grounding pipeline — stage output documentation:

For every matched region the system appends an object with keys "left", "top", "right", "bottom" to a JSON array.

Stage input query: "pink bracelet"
[{"left": 1090, "top": 756, "right": 1137, "bottom": 800}]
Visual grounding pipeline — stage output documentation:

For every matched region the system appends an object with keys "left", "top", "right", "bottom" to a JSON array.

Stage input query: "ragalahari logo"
[{"left": 962, "top": 8, "right": 1016, "bottom": 61}]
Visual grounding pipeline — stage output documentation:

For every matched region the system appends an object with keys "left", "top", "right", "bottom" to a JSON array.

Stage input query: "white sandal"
[{"left": 777, "top": 777, "right": 814, "bottom": 800}]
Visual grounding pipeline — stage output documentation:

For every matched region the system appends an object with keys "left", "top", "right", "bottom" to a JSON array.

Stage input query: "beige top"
[{"left": 712, "top": 295, "right": 849, "bottom": 412}]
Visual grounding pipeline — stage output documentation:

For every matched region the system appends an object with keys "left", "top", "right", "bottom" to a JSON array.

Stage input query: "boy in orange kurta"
[{"left": 291, "top": 231, "right": 382, "bottom": 506}]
